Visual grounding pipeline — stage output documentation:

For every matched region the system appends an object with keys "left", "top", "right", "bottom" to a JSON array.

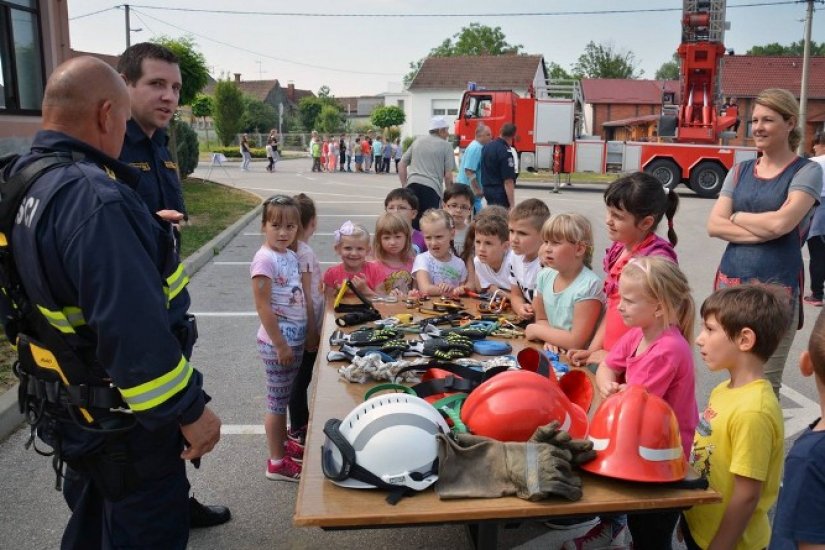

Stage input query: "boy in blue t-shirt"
[{"left": 769, "top": 308, "right": 825, "bottom": 549}]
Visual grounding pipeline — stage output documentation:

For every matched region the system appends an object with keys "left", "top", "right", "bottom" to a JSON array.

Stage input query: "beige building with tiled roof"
[{"left": 384, "top": 54, "right": 547, "bottom": 138}]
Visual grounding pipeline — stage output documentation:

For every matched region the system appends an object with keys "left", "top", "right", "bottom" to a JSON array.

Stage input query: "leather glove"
[
  {"left": 529, "top": 421, "right": 596, "bottom": 465},
  {"left": 436, "top": 433, "right": 585, "bottom": 502}
]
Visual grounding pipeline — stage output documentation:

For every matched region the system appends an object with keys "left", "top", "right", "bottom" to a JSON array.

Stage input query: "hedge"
[{"left": 209, "top": 146, "right": 268, "bottom": 159}]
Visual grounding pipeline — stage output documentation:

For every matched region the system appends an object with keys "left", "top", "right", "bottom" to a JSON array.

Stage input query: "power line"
[
  {"left": 130, "top": 8, "right": 398, "bottom": 77},
  {"left": 126, "top": 1, "right": 799, "bottom": 17},
  {"left": 69, "top": 6, "right": 119, "bottom": 21}
]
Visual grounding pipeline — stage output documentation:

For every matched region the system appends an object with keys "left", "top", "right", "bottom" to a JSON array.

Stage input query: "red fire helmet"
[
  {"left": 581, "top": 385, "right": 688, "bottom": 483},
  {"left": 460, "top": 369, "right": 588, "bottom": 441},
  {"left": 559, "top": 369, "right": 595, "bottom": 415}
]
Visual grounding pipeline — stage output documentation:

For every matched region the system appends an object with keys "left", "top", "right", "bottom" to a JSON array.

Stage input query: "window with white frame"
[{"left": 0, "top": 0, "right": 45, "bottom": 113}]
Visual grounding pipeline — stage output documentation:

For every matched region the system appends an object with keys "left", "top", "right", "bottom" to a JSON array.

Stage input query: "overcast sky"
[{"left": 68, "top": 0, "right": 823, "bottom": 97}]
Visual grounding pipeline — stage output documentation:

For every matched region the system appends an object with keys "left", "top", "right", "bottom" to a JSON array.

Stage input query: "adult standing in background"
[
  {"left": 707, "top": 88, "right": 823, "bottom": 396},
  {"left": 804, "top": 131, "right": 825, "bottom": 307},
  {"left": 481, "top": 123, "right": 517, "bottom": 209},
  {"left": 456, "top": 124, "right": 492, "bottom": 214},
  {"left": 240, "top": 133, "right": 252, "bottom": 171},
  {"left": 398, "top": 116, "right": 456, "bottom": 229}
]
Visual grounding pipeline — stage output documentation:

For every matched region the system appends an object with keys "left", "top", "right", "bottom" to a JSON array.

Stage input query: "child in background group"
[
  {"left": 320, "top": 136, "right": 328, "bottom": 172},
  {"left": 339, "top": 134, "right": 347, "bottom": 172},
  {"left": 469, "top": 213, "right": 512, "bottom": 292},
  {"left": 323, "top": 220, "right": 382, "bottom": 295},
  {"left": 327, "top": 137, "right": 338, "bottom": 172},
  {"left": 394, "top": 138, "right": 403, "bottom": 172},
  {"left": 769, "top": 308, "right": 825, "bottom": 549},
  {"left": 310, "top": 132, "right": 321, "bottom": 173},
  {"left": 508, "top": 199, "right": 551, "bottom": 320},
  {"left": 373, "top": 136, "right": 384, "bottom": 174},
  {"left": 594, "top": 257, "right": 697, "bottom": 549},
  {"left": 526, "top": 213, "right": 604, "bottom": 352},
  {"left": 250, "top": 195, "right": 307, "bottom": 482},
  {"left": 345, "top": 135, "right": 354, "bottom": 172},
  {"left": 385, "top": 187, "right": 427, "bottom": 253},
  {"left": 362, "top": 136, "right": 372, "bottom": 173},
  {"left": 382, "top": 136, "right": 393, "bottom": 173},
  {"left": 683, "top": 285, "right": 787, "bottom": 550},
  {"left": 353, "top": 137, "right": 363, "bottom": 172},
  {"left": 370, "top": 213, "right": 415, "bottom": 296},
  {"left": 413, "top": 209, "right": 468, "bottom": 297},
  {"left": 265, "top": 138, "right": 275, "bottom": 173},
  {"left": 569, "top": 172, "right": 679, "bottom": 367},
  {"left": 287, "top": 194, "right": 323, "bottom": 449},
  {"left": 444, "top": 185, "right": 474, "bottom": 256}
]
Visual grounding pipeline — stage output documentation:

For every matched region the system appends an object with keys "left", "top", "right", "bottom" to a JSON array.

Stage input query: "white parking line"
[
  {"left": 780, "top": 384, "right": 821, "bottom": 438},
  {"left": 221, "top": 425, "right": 266, "bottom": 435},
  {"left": 190, "top": 311, "right": 258, "bottom": 316},
  {"left": 212, "top": 261, "right": 337, "bottom": 266},
  {"left": 239, "top": 186, "right": 381, "bottom": 200}
]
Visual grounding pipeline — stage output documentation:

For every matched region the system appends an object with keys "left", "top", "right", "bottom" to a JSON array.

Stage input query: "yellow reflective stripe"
[
  {"left": 119, "top": 356, "right": 193, "bottom": 412},
  {"left": 164, "top": 264, "right": 189, "bottom": 305},
  {"left": 36, "top": 305, "right": 86, "bottom": 334}
]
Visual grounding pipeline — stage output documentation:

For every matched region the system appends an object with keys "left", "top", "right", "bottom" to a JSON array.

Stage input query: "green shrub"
[
  {"left": 209, "top": 146, "right": 268, "bottom": 158},
  {"left": 402, "top": 136, "right": 416, "bottom": 152},
  {"left": 173, "top": 120, "right": 199, "bottom": 178}
]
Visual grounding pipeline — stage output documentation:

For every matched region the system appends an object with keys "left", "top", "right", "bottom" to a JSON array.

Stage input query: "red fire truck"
[{"left": 454, "top": 0, "right": 758, "bottom": 198}]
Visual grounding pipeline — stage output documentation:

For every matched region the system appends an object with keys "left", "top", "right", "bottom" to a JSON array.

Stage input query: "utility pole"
[
  {"left": 797, "top": 0, "right": 814, "bottom": 155},
  {"left": 124, "top": 4, "right": 131, "bottom": 49}
]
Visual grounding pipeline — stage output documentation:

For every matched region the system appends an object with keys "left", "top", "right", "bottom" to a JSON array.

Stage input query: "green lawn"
[
  {"left": 0, "top": 177, "right": 259, "bottom": 393},
  {"left": 179, "top": 177, "right": 261, "bottom": 258}
]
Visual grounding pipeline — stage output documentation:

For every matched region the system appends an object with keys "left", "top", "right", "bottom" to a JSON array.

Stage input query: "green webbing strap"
[
  {"left": 363, "top": 383, "right": 416, "bottom": 401},
  {"left": 432, "top": 393, "right": 468, "bottom": 434}
]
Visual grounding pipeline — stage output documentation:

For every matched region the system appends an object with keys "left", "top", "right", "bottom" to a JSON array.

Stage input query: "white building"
[{"left": 385, "top": 55, "right": 548, "bottom": 138}]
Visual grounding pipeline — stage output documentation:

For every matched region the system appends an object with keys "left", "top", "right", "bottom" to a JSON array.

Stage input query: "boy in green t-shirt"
[{"left": 682, "top": 285, "right": 788, "bottom": 550}]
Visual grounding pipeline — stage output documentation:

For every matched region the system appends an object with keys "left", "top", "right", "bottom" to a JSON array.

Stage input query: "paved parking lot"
[{"left": 0, "top": 157, "right": 819, "bottom": 549}]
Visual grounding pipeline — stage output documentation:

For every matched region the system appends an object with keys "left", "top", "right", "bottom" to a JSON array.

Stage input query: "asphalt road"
[{"left": 0, "top": 157, "right": 820, "bottom": 550}]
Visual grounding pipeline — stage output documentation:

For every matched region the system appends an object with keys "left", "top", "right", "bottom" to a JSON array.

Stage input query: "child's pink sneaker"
[
  {"left": 266, "top": 456, "right": 301, "bottom": 482},
  {"left": 284, "top": 439, "right": 305, "bottom": 463}
]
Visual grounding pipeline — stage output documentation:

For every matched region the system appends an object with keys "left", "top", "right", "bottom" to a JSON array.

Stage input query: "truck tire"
[
  {"left": 645, "top": 159, "right": 682, "bottom": 191},
  {"left": 689, "top": 162, "right": 726, "bottom": 198}
]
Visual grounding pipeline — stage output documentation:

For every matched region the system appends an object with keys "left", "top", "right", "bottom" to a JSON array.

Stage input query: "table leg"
[{"left": 465, "top": 522, "right": 499, "bottom": 550}]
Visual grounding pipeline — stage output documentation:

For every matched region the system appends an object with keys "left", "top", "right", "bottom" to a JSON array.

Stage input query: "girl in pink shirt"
[
  {"left": 322, "top": 221, "right": 382, "bottom": 295},
  {"left": 569, "top": 172, "right": 679, "bottom": 367},
  {"left": 595, "top": 256, "right": 697, "bottom": 548},
  {"left": 369, "top": 212, "right": 415, "bottom": 296}
]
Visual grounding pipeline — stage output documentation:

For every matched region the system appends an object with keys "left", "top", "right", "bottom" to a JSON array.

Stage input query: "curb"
[
  {"left": 184, "top": 202, "right": 263, "bottom": 276},
  {"left": 0, "top": 200, "right": 264, "bottom": 443}
]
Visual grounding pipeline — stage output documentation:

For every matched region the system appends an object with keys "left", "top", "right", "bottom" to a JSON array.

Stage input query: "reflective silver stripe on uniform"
[
  {"left": 36, "top": 305, "right": 86, "bottom": 334},
  {"left": 164, "top": 263, "right": 189, "bottom": 305},
  {"left": 119, "top": 356, "right": 193, "bottom": 411},
  {"left": 638, "top": 445, "right": 683, "bottom": 461}
]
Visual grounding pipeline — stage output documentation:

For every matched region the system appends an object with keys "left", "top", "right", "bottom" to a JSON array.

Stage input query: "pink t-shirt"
[
  {"left": 368, "top": 259, "right": 414, "bottom": 295},
  {"left": 605, "top": 325, "right": 698, "bottom": 458},
  {"left": 602, "top": 235, "right": 677, "bottom": 350},
  {"left": 322, "top": 262, "right": 383, "bottom": 291}
]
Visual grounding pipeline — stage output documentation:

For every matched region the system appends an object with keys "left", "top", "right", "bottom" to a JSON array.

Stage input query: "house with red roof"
[
  {"left": 385, "top": 54, "right": 548, "bottom": 137},
  {"left": 581, "top": 79, "right": 679, "bottom": 141},
  {"left": 202, "top": 74, "right": 314, "bottom": 125}
]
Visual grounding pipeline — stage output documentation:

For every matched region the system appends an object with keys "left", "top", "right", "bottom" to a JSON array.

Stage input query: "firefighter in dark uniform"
[
  {"left": 481, "top": 122, "right": 518, "bottom": 209},
  {"left": 116, "top": 43, "right": 231, "bottom": 528},
  {"left": 7, "top": 57, "right": 221, "bottom": 549}
]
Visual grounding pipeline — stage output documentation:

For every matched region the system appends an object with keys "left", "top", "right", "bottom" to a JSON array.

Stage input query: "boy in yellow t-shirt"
[{"left": 682, "top": 285, "right": 788, "bottom": 550}]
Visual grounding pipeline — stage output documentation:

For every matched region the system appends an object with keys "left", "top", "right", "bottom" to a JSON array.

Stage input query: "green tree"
[
  {"left": 747, "top": 40, "right": 825, "bottom": 56},
  {"left": 546, "top": 61, "right": 573, "bottom": 80},
  {"left": 316, "top": 104, "right": 343, "bottom": 133},
  {"left": 240, "top": 95, "right": 278, "bottom": 133},
  {"left": 191, "top": 93, "right": 213, "bottom": 148},
  {"left": 404, "top": 23, "right": 524, "bottom": 86},
  {"left": 370, "top": 105, "right": 405, "bottom": 130},
  {"left": 172, "top": 119, "right": 199, "bottom": 178},
  {"left": 317, "top": 85, "right": 331, "bottom": 98},
  {"left": 153, "top": 36, "right": 209, "bottom": 106},
  {"left": 212, "top": 80, "right": 244, "bottom": 146},
  {"left": 655, "top": 53, "right": 680, "bottom": 80},
  {"left": 298, "top": 96, "right": 341, "bottom": 131},
  {"left": 572, "top": 41, "right": 643, "bottom": 79}
]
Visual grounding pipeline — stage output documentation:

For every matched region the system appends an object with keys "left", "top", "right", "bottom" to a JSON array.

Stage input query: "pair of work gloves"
[{"left": 436, "top": 421, "right": 595, "bottom": 502}]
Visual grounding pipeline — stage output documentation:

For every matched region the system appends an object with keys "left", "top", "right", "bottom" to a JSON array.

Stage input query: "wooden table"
[{"left": 294, "top": 299, "right": 720, "bottom": 547}]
